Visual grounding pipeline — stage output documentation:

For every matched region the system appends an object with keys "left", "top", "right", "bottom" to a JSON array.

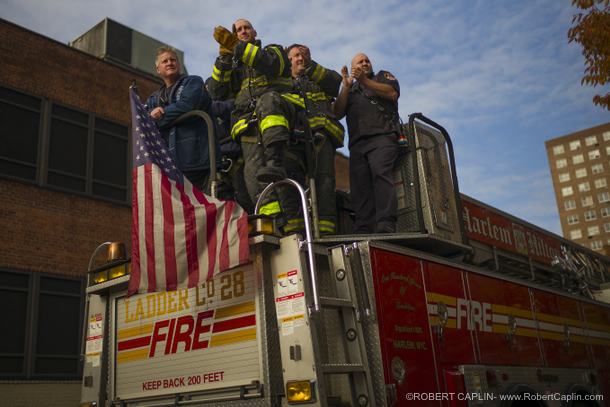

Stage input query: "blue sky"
[{"left": 2, "top": 0, "right": 609, "bottom": 235}]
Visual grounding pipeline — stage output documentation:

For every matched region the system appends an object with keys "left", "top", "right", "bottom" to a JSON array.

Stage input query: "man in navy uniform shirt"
[{"left": 333, "top": 53, "right": 400, "bottom": 234}]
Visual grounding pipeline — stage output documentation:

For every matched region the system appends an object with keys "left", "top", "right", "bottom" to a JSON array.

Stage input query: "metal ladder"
[
  {"left": 258, "top": 180, "right": 375, "bottom": 406},
  {"left": 316, "top": 243, "right": 376, "bottom": 406}
]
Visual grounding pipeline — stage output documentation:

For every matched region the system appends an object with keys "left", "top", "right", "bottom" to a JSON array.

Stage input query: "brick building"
[
  {"left": 545, "top": 122, "right": 610, "bottom": 252},
  {"left": 0, "top": 18, "right": 164, "bottom": 405}
]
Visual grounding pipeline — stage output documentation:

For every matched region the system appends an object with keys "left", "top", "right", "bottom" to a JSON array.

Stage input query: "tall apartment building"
[{"left": 545, "top": 122, "right": 610, "bottom": 252}]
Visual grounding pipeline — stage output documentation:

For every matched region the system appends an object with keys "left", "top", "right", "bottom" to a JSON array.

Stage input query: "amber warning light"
[{"left": 88, "top": 242, "right": 130, "bottom": 286}]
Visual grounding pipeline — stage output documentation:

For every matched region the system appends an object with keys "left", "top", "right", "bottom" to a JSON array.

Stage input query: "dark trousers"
[
  {"left": 241, "top": 141, "right": 283, "bottom": 218},
  {"left": 349, "top": 133, "right": 398, "bottom": 234},
  {"left": 280, "top": 136, "right": 337, "bottom": 235}
]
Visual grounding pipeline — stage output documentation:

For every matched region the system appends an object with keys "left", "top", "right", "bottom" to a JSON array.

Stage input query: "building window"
[
  {"left": 559, "top": 172, "right": 570, "bottom": 182},
  {"left": 605, "top": 223, "right": 610, "bottom": 233},
  {"left": 0, "top": 85, "right": 130, "bottom": 205},
  {"left": 589, "top": 149, "right": 601, "bottom": 160},
  {"left": 602, "top": 207, "right": 610, "bottom": 218},
  {"left": 606, "top": 146, "right": 610, "bottom": 156},
  {"left": 573, "top": 154, "right": 585, "bottom": 164},
  {"left": 586, "top": 135, "right": 598, "bottom": 146},
  {"left": 553, "top": 145, "right": 565, "bottom": 155},
  {"left": 604, "top": 131, "right": 610, "bottom": 141},
  {"left": 565, "top": 200, "right": 576, "bottom": 210},
  {"left": 576, "top": 168, "right": 588, "bottom": 178},
  {"left": 588, "top": 225, "right": 600, "bottom": 236},
  {"left": 592, "top": 163, "right": 604, "bottom": 174},
  {"left": 47, "top": 104, "right": 89, "bottom": 193},
  {"left": 0, "top": 269, "right": 85, "bottom": 379},
  {"left": 579, "top": 182, "right": 591, "bottom": 192},
  {"left": 570, "top": 140, "right": 582, "bottom": 150},
  {"left": 562, "top": 186, "right": 574, "bottom": 196},
  {"left": 556, "top": 158, "right": 568, "bottom": 169},
  {"left": 585, "top": 210, "right": 597, "bottom": 221},
  {"left": 0, "top": 87, "right": 42, "bottom": 182},
  {"left": 599, "top": 192, "right": 610, "bottom": 203},
  {"left": 568, "top": 214, "right": 579, "bottom": 224},
  {"left": 571, "top": 229, "right": 582, "bottom": 239},
  {"left": 595, "top": 178, "right": 607, "bottom": 188},
  {"left": 592, "top": 240, "right": 603, "bottom": 251},
  {"left": 582, "top": 196, "right": 594, "bottom": 206}
]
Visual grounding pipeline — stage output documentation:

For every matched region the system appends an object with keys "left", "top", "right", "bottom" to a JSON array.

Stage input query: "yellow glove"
[
  {"left": 214, "top": 26, "right": 239, "bottom": 51},
  {"left": 219, "top": 44, "right": 233, "bottom": 56}
]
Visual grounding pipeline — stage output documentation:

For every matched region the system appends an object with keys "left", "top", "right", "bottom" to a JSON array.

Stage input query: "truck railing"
[
  {"left": 407, "top": 112, "right": 470, "bottom": 247},
  {"left": 461, "top": 193, "right": 610, "bottom": 293},
  {"left": 255, "top": 178, "right": 321, "bottom": 314},
  {"left": 165, "top": 110, "right": 219, "bottom": 198}
]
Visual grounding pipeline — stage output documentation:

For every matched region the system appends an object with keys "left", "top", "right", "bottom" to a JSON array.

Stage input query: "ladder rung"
[
  {"left": 319, "top": 296, "right": 354, "bottom": 308},
  {"left": 321, "top": 363, "right": 365, "bottom": 374}
]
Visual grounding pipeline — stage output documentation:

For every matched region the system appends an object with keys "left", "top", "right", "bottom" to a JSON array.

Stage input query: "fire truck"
[{"left": 79, "top": 114, "right": 610, "bottom": 407}]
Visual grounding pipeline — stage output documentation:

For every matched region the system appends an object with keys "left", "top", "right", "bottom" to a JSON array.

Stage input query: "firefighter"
[
  {"left": 279, "top": 44, "right": 344, "bottom": 236},
  {"left": 333, "top": 53, "right": 400, "bottom": 234},
  {"left": 209, "top": 19, "right": 294, "bottom": 220}
]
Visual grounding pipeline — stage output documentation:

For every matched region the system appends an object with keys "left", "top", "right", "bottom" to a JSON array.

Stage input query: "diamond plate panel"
[
  {"left": 395, "top": 121, "right": 463, "bottom": 245},
  {"left": 354, "top": 242, "right": 389, "bottom": 407},
  {"left": 395, "top": 142, "right": 420, "bottom": 234}
]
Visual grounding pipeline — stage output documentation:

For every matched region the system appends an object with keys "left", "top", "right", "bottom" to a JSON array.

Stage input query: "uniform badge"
[{"left": 384, "top": 72, "right": 396, "bottom": 80}]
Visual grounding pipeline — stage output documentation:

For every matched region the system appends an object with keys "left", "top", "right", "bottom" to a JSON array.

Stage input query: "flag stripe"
[
  {"left": 203, "top": 193, "right": 218, "bottom": 282},
  {"left": 129, "top": 171, "right": 142, "bottom": 295},
  {"left": 161, "top": 174, "right": 178, "bottom": 291},
  {"left": 137, "top": 167, "right": 149, "bottom": 292},
  {"left": 172, "top": 180, "right": 189, "bottom": 289},
  {"left": 145, "top": 165, "right": 157, "bottom": 293},
  {"left": 220, "top": 200, "right": 234, "bottom": 271},
  {"left": 182, "top": 184, "right": 201, "bottom": 287},
  {"left": 238, "top": 212, "right": 250, "bottom": 263}
]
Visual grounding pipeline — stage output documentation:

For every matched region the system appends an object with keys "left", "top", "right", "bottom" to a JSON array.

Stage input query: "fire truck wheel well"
[
  {"left": 563, "top": 384, "right": 600, "bottom": 407},
  {"left": 500, "top": 384, "right": 548, "bottom": 407}
]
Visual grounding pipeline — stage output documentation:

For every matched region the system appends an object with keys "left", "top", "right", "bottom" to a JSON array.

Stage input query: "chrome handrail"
[{"left": 255, "top": 179, "right": 320, "bottom": 313}]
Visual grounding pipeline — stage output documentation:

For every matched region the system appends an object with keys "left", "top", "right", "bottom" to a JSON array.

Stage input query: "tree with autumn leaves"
[{"left": 568, "top": 0, "right": 610, "bottom": 111}]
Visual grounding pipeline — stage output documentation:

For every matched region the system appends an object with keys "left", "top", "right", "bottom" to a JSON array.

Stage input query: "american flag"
[{"left": 128, "top": 87, "right": 249, "bottom": 297}]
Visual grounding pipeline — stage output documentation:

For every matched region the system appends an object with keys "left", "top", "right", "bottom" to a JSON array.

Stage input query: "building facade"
[
  {"left": 546, "top": 122, "right": 610, "bottom": 252},
  {"left": 0, "top": 18, "right": 163, "bottom": 405}
]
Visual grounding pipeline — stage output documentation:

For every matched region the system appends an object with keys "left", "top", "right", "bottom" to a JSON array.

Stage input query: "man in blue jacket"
[{"left": 145, "top": 46, "right": 223, "bottom": 195}]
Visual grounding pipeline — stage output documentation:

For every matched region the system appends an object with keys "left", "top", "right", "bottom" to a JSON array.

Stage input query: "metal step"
[
  {"left": 321, "top": 363, "right": 366, "bottom": 374},
  {"left": 319, "top": 296, "right": 353, "bottom": 308}
]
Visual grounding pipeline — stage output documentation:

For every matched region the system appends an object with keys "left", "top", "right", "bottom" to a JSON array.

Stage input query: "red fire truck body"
[
  {"left": 79, "top": 115, "right": 610, "bottom": 407},
  {"left": 365, "top": 229, "right": 609, "bottom": 406}
]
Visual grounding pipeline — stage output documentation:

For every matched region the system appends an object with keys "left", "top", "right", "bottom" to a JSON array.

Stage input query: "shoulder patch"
[{"left": 384, "top": 72, "right": 396, "bottom": 81}]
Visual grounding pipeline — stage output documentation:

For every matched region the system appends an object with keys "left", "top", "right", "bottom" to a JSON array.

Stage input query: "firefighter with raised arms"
[{"left": 209, "top": 19, "right": 295, "bottom": 220}]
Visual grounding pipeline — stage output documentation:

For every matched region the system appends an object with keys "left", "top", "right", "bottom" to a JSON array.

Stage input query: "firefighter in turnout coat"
[
  {"left": 280, "top": 44, "right": 344, "bottom": 236},
  {"left": 209, "top": 19, "right": 295, "bottom": 219}
]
